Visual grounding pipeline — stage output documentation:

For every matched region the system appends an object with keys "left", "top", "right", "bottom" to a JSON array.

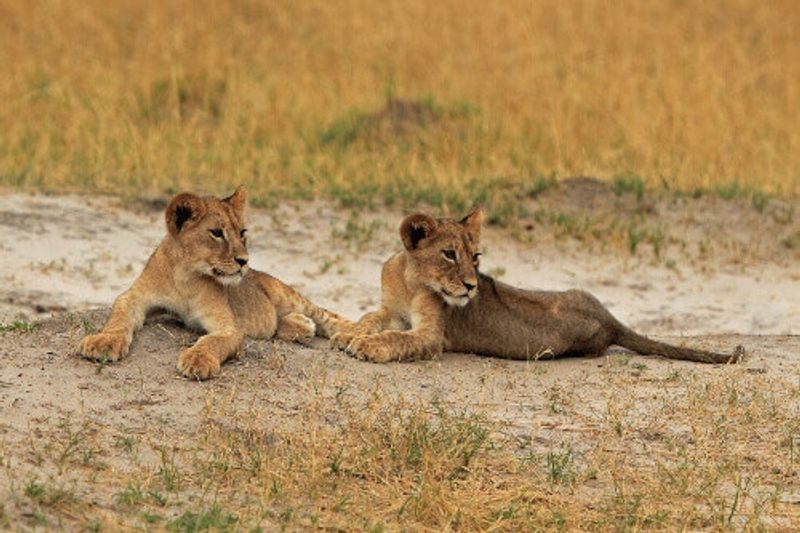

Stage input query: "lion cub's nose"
[
  {"left": 235, "top": 257, "right": 249, "bottom": 267},
  {"left": 463, "top": 280, "right": 476, "bottom": 291}
]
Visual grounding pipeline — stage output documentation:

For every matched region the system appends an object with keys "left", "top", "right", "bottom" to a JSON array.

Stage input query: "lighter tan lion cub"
[
  {"left": 80, "top": 186, "right": 350, "bottom": 379},
  {"left": 332, "top": 207, "right": 743, "bottom": 364}
]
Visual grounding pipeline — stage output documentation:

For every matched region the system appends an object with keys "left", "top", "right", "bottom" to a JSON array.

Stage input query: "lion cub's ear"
[
  {"left": 400, "top": 213, "right": 437, "bottom": 251},
  {"left": 460, "top": 205, "right": 485, "bottom": 244},
  {"left": 166, "top": 193, "right": 206, "bottom": 236},
  {"left": 223, "top": 185, "right": 247, "bottom": 215}
]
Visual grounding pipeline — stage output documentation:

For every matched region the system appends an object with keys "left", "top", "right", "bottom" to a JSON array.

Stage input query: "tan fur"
[
  {"left": 332, "top": 207, "right": 744, "bottom": 364},
  {"left": 79, "top": 186, "right": 351, "bottom": 379}
]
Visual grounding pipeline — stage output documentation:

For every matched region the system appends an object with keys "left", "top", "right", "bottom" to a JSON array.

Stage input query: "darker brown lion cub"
[
  {"left": 80, "top": 186, "right": 351, "bottom": 379},
  {"left": 332, "top": 207, "right": 744, "bottom": 364}
]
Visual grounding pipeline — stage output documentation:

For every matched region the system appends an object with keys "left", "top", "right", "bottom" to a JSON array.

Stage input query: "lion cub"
[
  {"left": 332, "top": 207, "right": 743, "bottom": 364},
  {"left": 80, "top": 186, "right": 350, "bottom": 379}
]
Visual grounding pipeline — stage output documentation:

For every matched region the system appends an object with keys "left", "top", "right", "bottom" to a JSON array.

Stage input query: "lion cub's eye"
[
  {"left": 209, "top": 228, "right": 224, "bottom": 239},
  {"left": 240, "top": 229, "right": 247, "bottom": 239},
  {"left": 442, "top": 249, "right": 457, "bottom": 262},
  {"left": 473, "top": 252, "right": 482, "bottom": 264}
]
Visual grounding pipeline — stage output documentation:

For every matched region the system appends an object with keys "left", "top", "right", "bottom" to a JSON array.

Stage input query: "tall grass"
[{"left": 1, "top": 0, "right": 798, "bottom": 208}]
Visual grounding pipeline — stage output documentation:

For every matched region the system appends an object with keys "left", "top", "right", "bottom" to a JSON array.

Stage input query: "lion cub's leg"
[
  {"left": 346, "top": 329, "right": 443, "bottom": 363},
  {"left": 344, "top": 293, "right": 445, "bottom": 363},
  {"left": 330, "top": 307, "right": 394, "bottom": 350},
  {"left": 275, "top": 312, "right": 316, "bottom": 344},
  {"left": 177, "top": 327, "right": 243, "bottom": 380},
  {"left": 80, "top": 285, "right": 154, "bottom": 362},
  {"left": 176, "top": 294, "right": 243, "bottom": 380}
]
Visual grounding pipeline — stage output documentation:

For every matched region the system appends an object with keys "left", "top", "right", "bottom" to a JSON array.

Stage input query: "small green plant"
[
  {"left": 80, "top": 447, "right": 96, "bottom": 465},
  {"left": 116, "top": 484, "right": 145, "bottom": 507},
  {"left": 157, "top": 447, "right": 181, "bottom": 491},
  {"left": 545, "top": 448, "right": 575, "bottom": 484},
  {"left": 56, "top": 418, "right": 88, "bottom": 472},
  {"left": 81, "top": 318, "right": 96, "bottom": 334},
  {"left": 168, "top": 504, "right": 238, "bottom": 532},
  {"left": 331, "top": 214, "right": 382, "bottom": 250},
  {"left": 0, "top": 320, "right": 37, "bottom": 333},
  {"left": 149, "top": 490, "right": 168, "bottom": 507},
  {"left": 142, "top": 512, "right": 162, "bottom": 524},
  {"left": 494, "top": 504, "right": 516, "bottom": 520},
  {"left": 24, "top": 479, "right": 45, "bottom": 501},
  {"left": 116, "top": 435, "right": 137, "bottom": 453},
  {"left": 613, "top": 173, "right": 646, "bottom": 201},
  {"left": 551, "top": 511, "right": 567, "bottom": 529},
  {"left": 714, "top": 182, "right": 743, "bottom": 200},
  {"left": 547, "top": 385, "right": 567, "bottom": 414},
  {"left": 527, "top": 172, "right": 558, "bottom": 197},
  {"left": 628, "top": 225, "right": 644, "bottom": 254},
  {"left": 751, "top": 190, "right": 770, "bottom": 212}
]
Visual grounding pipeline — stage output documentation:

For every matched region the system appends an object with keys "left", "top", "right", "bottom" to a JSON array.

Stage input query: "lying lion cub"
[
  {"left": 80, "top": 186, "right": 350, "bottom": 379},
  {"left": 332, "top": 207, "right": 743, "bottom": 364}
]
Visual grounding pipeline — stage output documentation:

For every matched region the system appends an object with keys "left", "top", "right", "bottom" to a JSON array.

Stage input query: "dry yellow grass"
[
  {"left": 4, "top": 366, "right": 800, "bottom": 530},
  {"left": 1, "top": 0, "right": 798, "bottom": 209}
]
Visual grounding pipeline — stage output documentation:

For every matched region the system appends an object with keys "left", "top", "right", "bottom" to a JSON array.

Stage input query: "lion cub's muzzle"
[
  {"left": 211, "top": 263, "right": 248, "bottom": 285},
  {"left": 441, "top": 281, "right": 478, "bottom": 307}
]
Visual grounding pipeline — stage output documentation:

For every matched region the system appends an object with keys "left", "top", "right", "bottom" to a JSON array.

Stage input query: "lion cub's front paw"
[
  {"left": 330, "top": 330, "right": 358, "bottom": 350},
  {"left": 177, "top": 346, "right": 221, "bottom": 380},
  {"left": 79, "top": 333, "right": 129, "bottom": 362},
  {"left": 345, "top": 335, "right": 396, "bottom": 363}
]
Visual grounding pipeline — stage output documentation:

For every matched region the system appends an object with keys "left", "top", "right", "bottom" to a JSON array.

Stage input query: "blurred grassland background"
[{"left": 1, "top": 0, "right": 798, "bottom": 214}]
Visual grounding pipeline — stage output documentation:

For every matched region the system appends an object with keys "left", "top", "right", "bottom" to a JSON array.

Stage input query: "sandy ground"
[
  {"left": 0, "top": 189, "right": 797, "bottom": 335},
  {"left": 0, "top": 184, "right": 798, "bottom": 528}
]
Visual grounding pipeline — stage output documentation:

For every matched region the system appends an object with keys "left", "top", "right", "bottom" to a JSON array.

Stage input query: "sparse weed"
[
  {"left": 613, "top": 173, "right": 646, "bottom": 201},
  {"left": 714, "top": 182, "right": 743, "bottom": 200},
  {"left": 116, "top": 484, "right": 145, "bottom": 507},
  {"left": 115, "top": 435, "right": 136, "bottom": 454},
  {"left": 545, "top": 448, "right": 575, "bottom": 485},
  {"left": 149, "top": 490, "right": 168, "bottom": 507},
  {"left": 169, "top": 505, "right": 238, "bottom": 532},
  {"left": 156, "top": 447, "right": 181, "bottom": 491},
  {"left": 0, "top": 321, "right": 37, "bottom": 333},
  {"left": 751, "top": 190, "right": 771, "bottom": 212},
  {"left": 81, "top": 318, "right": 97, "bottom": 335},
  {"left": 55, "top": 417, "right": 89, "bottom": 473},
  {"left": 331, "top": 214, "right": 382, "bottom": 250},
  {"left": 527, "top": 172, "right": 559, "bottom": 198},
  {"left": 24, "top": 479, "right": 45, "bottom": 501},
  {"left": 142, "top": 512, "right": 162, "bottom": 524}
]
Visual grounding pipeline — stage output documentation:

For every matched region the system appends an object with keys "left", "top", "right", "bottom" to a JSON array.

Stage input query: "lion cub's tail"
[{"left": 616, "top": 327, "right": 744, "bottom": 364}]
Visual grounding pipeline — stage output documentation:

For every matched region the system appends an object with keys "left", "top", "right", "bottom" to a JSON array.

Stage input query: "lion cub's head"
[
  {"left": 400, "top": 207, "right": 484, "bottom": 307},
  {"left": 164, "top": 186, "right": 250, "bottom": 286}
]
